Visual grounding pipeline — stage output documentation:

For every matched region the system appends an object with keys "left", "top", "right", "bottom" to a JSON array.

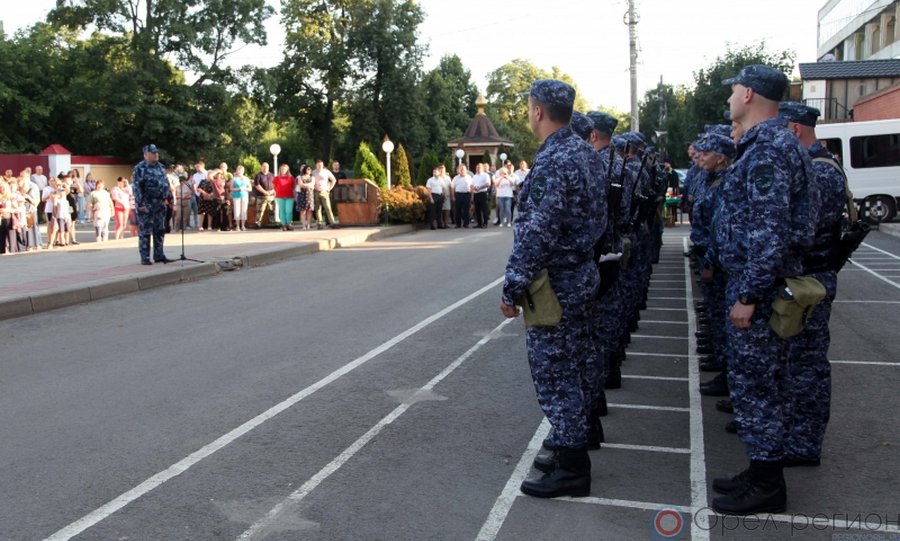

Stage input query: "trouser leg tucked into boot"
[
  {"left": 712, "top": 460, "right": 786, "bottom": 515},
  {"left": 521, "top": 446, "right": 591, "bottom": 498}
]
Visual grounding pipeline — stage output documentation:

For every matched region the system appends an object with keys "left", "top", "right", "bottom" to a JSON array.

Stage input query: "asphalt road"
[{"left": 1, "top": 227, "right": 898, "bottom": 540}]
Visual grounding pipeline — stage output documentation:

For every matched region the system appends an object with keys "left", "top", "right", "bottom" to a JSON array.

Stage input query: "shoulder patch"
[
  {"left": 530, "top": 176, "right": 547, "bottom": 204},
  {"left": 752, "top": 163, "right": 775, "bottom": 193}
]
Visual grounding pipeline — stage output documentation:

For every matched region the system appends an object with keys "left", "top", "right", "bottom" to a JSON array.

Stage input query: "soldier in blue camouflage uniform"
[
  {"left": 500, "top": 80, "right": 605, "bottom": 499},
  {"left": 690, "top": 133, "right": 734, "bottom": 397},
  {"left": 778, "top": 102, "right": 847, "bottom": 467},
  {"left": 132, "top": 144, "right": 173, "bottom": 265},
  {"left": 709, "top": 65, "right": 819, "bottom": 515}
]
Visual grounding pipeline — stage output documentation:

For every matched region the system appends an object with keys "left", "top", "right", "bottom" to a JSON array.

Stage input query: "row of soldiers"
[
  {"left": 502, "top": 65, "right": 850, "bottom": 516},
  {"left": 499, "top": 79, "right": 671, "bottom": 499}
]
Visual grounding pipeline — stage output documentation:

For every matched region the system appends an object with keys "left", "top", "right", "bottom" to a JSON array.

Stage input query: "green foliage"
[
  {"left": 353, "top": 141, "right": 386, "bottom": 187},
  {"left": 379, "top": 185, "right": 429, "bottom": 223},
  {"left": 416, "top": 149, "right": 440, "bottom": 184},
  {"left": 420, "top": 55, "right": 478, "bottom": 152},
  {"left": 394, "top": 144, "right": 412, "bottom": 187},
  {"left": 241, "top": 155, "right": 262, "bottom": 178}
]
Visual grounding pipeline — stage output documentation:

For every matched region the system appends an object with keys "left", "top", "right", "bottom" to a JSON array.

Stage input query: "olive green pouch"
[
  {"left": 768, "top": 276, "right": 826, "bottom": 339},
  {"left": 516, "top": 268, "right": 562, "bottom": 327}
]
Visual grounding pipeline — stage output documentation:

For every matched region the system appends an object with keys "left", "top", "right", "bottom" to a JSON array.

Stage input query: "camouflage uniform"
[
  {"left": 784, "top": 139, "right": 846, "bottom": 461},
  {"left": 713, "top": 116, "right": 819, "bottom": 461},
  {"left": 503, "top": 123, "right": 605, "bottom": 449},
  {"left": 132, "top": 152, "right": 172, "bottom": 263}
]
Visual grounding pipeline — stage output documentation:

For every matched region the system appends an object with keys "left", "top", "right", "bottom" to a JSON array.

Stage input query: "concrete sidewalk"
[{"left": 0, "top": 223, "right": 415, "bottom": 321}]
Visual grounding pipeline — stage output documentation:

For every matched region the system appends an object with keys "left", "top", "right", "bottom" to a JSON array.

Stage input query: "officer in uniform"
[
  {"left": 132, "top": 144, "right": 173, "bottom": 265},
  {"left": 500, "top": 80, "right": 604, "bottom": 499},
  {"left": 710, "top": 65, "right": 819, "bottom": 515},
  {"left": 778, "top": 102, "right": 847, "bottom": 467}
]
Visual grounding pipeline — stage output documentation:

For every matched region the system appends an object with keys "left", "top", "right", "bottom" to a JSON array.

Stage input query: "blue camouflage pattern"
[
  {"left": 132, "top": 158, "right": 172, "bottom": 262},
  {"left": 570, "top": 111, "right": 595, "bottom": 141},
  {"left": 530, "top": 79, "right": 575, "bottom": 108},
  {"left": 722, "top": 64, "right": 788, "bottom": 101},
  {"left": 503, "top": 125, "right": 605, "bottom": 448},
  {"left": 715, "top": 115, "right": 819, "bottom": 461},
  {"left": 784, "top": 141, "right": 847, "bottom": 460}
]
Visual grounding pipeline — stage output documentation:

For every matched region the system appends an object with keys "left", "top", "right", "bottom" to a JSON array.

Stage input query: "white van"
[{"left": 816, "top": 119, "right": 900, "bottom": 223}]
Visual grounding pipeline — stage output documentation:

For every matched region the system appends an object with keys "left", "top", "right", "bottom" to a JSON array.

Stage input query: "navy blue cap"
[
  {"left": 778, "top": 102, "right": 820, "bottom": 127},
  {"left": 143, "top": 143, "right": 160, "bottom": 153},
  {"left": 722, "top": 64, "right": 788, "bottom": 101},
  {"left": 704, "top": 124, "right": 733, "bottom": 137},
  {"left": 694, "top": 133, "right": 736, "bottom": 159},
  {"left": 587, "top": 111, "right": 618, "bottom": 134},
  {"left": 624, "top": 131, "right": 646, "bottom": 147},
  {"left": 570, "top": 111, "right": 594, "bottom": 141},
  {"left": 530, "top": 79, "right": 576, "bottom": 109},
  {"left": 612, "top": 135, "right": 628, "bottom": 151}
]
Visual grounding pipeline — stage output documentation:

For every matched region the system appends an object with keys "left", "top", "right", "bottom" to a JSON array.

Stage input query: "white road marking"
[
  {"left": 640, "top": 320, "right": 688, "bottom": 325},
  {"left": 631, "top": 334, "right": 689, "bottom": 340},
  {"left": 848, "top": 259, "right": 900, "bottom": 291},
  {"left": 648, "top": 296, "right": 688, "bottom": 301},
  {"left": 608, "top": 403, "right": 690, "bottom": 413},
  {"left": 833, "top": 300, "right": 900, "bottom": 304},
  {"left": 45, "top": 277, "right": 505, "bottom": 541},
  {"left": 860, "top": 242, "right": 900, "bottom": 260},
  {"left": 239, "top": 317, "right": 515, "bottom": 540},
  {"left": 831, "top": 360, "right": 900, "bottom": 367},
  {"left": 475, "top": 419, "right": 551, "bottom": 541},
  {"left": 643, "top": 307, "right": 687, "bottom": 312},
  {"left": 684, "top": 249, "right": 711, "bottom": 540},
  {"left": 601, "top": 443, "right": 691, "bottom": 454},
  {"left": 623, "top": 375, "right": 689, "bottom": 382},
  {"left": 626, "top": 352, "right": 687, "bottom": 359}
]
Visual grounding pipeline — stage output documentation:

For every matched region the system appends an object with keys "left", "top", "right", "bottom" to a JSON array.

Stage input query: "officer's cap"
[
  {"left": 612, "top": 135, "right": 628, "bottom": 151},
  {"left": 143, "top": 143, "right": 160, "bottom": 153},
  {"left": 778, "top": 102, "right": 820, "bottom": 127},
  {"left": 624, "top": 131, "right": 646, "bottom": 146},
  {"left": 587, "top": 111, "right": 618, "bottom": 134},
  {"left": 530, "top": 79, "right": 576, "bottom": 109},
  {"left": 694, "top": 133, "right": 736, "bottom": 159},
  {"left": 722, "top": 64, "right": 788, "bottom": 101},
  {"left": 570, "top": 111, "right": 594, "bottom": 141}
]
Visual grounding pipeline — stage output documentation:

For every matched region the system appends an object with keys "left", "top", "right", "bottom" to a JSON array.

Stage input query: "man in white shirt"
[
  {"left": 439, "top": 164, "right": 453, "bottom": 227},
  {"left": 451, "top": 164, "right": 472, "bottom": 228},
  {"left": 190, "top": 161, "right": 207, "bottom": 228},
  {"left": 471, "top": 163, "right": 492, "bottom": 228},
  {"left": 425, "top": 167, "right": 446, "bottom": 229},
  {"left": 311, "top": 159, "right": 337, "bottom": 229}
]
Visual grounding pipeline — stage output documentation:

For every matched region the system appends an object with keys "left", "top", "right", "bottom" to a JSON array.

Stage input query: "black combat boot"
[
  {"left": 533, "top": 449, "right": 558, "bottom": 473},
  {"left": 700, "top": 357, "right": 726, "bottom": 372},
  {"left": 596, "top": 390, "right": 609, "bottom": 417},
  {"left": 715, "top": 399, "right": 734, "bottom": 413},
  {"left": 712, "top": 460, "right": 786, "bottom": 514},
  {"left": 605, "top": 350, "right": 623, "bottom": 389},
  {"left": 586, "top": 414, "right": 605, "bottom": 450},
  {"left": 699, "top": 371, "right": 729, "bottom": 396},
  {"left": 696, "top": 342, "right": 713, "bottom": 355},
  {"left": 520, "top": 446, "right": 591, "bottom": 498}
]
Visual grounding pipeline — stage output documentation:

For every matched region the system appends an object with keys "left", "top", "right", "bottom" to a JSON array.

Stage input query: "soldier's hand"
[
  {"left": 500, "top": 301, "right": 519, "bottom": 318},
  {"left": 729, "top": 301, "right": 755, "bottom": 329}
]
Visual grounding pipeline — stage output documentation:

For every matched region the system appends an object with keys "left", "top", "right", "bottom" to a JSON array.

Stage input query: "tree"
[
  {"left": 420, "top": 55, "right": 479, "bottom": 152},
  {"left": 416, "top": 149, "right": 440, "bottom": 184},
  {"left": 353, "top": 141, "right": 386, "bottom": 187},
  {"left": 394, "top": 143, "right": 412, "bottom": 187}
]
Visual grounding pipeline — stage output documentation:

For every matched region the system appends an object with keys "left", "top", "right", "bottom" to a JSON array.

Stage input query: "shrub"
[
  {"left": 416, "top": 149, "right": 440, "bottom": 185},
  {"left": 394, "top": 144, "right": 413, "bottom": 187},
  {"left": 379, "top": 185, "right": 430, "bottom": 223},
  {"left": 240, "top": 155, "right": 261, "bottom": 178},
  {"left": 353, "top": 141, "right": 386, "bottom": 187}
]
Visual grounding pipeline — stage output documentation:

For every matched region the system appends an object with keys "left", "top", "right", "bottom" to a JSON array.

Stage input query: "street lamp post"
[
  {"left": 455, "top": 149, "right": 465, "bottom": 167},
  {"left": 499, "top": 152, "right": 507, "bottom": 166},
  {"left": 269, "top": 143, "right": 282, "bottom": 174},
  {"left": 381, "top": 137, "right": 394, "bottom": 190}
]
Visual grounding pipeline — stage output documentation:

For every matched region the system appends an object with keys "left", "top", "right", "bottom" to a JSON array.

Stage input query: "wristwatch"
[{"left": 738, "top": 293, "right": 758, "bottom": 305}]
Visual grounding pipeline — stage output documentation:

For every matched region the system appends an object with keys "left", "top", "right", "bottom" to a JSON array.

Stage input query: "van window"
[
  {"left": 820, "top": 138, "right": 843, "bottom": 164},
  {"left": 849, "top": 133, "right": 900, "bottom": 168}
]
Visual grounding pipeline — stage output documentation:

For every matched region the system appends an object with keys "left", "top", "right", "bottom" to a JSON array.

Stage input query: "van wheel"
[{"left": 864, "top": 195, "right": 897, "bottom": 223}]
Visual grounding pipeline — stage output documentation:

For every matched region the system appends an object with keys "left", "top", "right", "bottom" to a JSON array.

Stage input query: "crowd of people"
[
  {"left": 424, "top": 161, "right": 531, "bottom": 230},
  {"left": 502, "top": 69, "right": 848, "bottom": 518},
  {"left": 0, "top": 158, "right": 354, "bottom": 255}
]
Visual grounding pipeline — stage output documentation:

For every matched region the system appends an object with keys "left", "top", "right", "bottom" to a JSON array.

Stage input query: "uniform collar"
[{"left": 735, "top": 116, "right": 787, "bottom": 159}]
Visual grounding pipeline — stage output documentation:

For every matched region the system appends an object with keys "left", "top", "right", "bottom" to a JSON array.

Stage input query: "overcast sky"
[{"left": 3, "top": 0, "right": 823, "bottom": 111}]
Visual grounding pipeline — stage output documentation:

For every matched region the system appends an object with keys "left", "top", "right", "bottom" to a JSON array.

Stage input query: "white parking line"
[
  {"left": 476, "top": 419, "right": 550, "bottom": 541},
  {"left": 833, "top": 300, "right": 900, "bottom": 304},
  {"left": 648, "top": 297, "right": 688, "bottom": 301},
  {"left": 848, "top": 259, "right": 900, "bottom": 291},
  {"left": 239, "top": 317, "right": 515, "bottom": 540},
  {"left": 601, "top": 443, "right": 691, "bottom": 454},
  {"left": 45, "top": 277, "right": 506, "bottom": 541},
  {"left": 623, "top": 375, "right": 689, "bottom": 382},
  {"left": 640, "top": 320, "right": 688, "bottom": 325},
  {"left": 608, "top": 403, "right": 690, "bottom": 413},
  {"left": 643, "top": 307, "right": 687, "bottom": 312},
  {"left": 861, "top": 242, "right": 900, "bottom": 260},
  {"left": 832, "top": 360, "right": 900, "bottom": 367},
  {"left": 684, "top": 246, "right": 711, "bottom": 540},
  {"left": 631, "top": 334, "right": 689, "bottom": 340},
  {"left": 626, "top": 352, "right": 687, "bottom": 359}
]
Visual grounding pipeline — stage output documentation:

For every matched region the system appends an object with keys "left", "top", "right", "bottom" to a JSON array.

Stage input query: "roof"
[
  {"left": 799, "top": 59, "right": 900, "bottom": 80},
  {"left": 39, "top": 144, "right": 73, "bottom": 155},
  {"left": 447, "top": 113, "right": 513, "bottom": 147}
]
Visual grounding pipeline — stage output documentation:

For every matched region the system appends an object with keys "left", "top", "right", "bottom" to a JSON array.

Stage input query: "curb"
[{"left": 0, "top": 224, "right": 415, "bottom": 322}]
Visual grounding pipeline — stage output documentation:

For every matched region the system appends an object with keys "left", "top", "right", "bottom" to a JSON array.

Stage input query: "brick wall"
[{"left": 853, "top": 85, "right": 900, "bottom": 120}]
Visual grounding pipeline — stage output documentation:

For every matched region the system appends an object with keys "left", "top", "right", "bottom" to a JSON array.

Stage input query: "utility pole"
[{"left": 625, "top": 0, "right": 639, "bottom": 131}]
